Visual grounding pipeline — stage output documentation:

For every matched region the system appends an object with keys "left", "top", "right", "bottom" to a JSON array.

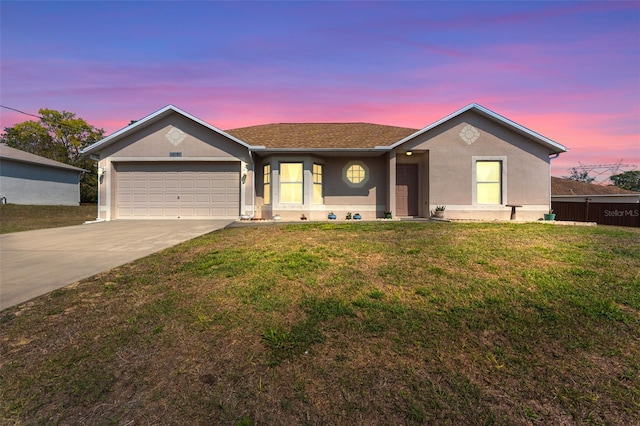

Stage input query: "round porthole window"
[{"left": 343, "top": 161, "right": 369, "bottom": 188}]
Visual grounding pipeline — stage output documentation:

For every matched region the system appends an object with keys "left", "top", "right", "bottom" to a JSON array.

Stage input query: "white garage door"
[{"left": 115, "top": 162, "right": 240, "bottom": 219}]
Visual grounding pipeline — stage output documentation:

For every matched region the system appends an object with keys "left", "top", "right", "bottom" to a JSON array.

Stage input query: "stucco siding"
[
  {"left": 323, "top": 157, "right": 386, "bottom": 206},
  {"left": 99, "top": 113, "right": 249, "bottom": 160},
  {"left": 256, "top": 156, "right": 388, "bottom": 220},
  {"left": 401, "top": 110, "right": 552, "bottom": 219},
  {"left": 85, "top": 104, "right": 563, "bottom": 222},
  {"left": 93, "top": 112, "right": 251, "bottom": 221},
  {"left": 0, "top": 160, "right": 81, "bottom": 205}
]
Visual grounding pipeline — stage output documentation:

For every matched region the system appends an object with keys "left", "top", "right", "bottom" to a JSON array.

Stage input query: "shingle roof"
[
  {"left": 225, "top": 123, "right": 419, "bottom": 149},
  {"left": 0, "top": 144, "right": 85, "bottom": 172},
  {"left": 551, "top": 176, "right": 639, "bottom": 196},
  {"left": 83, "top": 104, "right": 568, "bottom": 155}
]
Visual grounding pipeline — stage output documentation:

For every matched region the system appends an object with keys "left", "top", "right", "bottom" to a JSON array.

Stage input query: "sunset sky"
[{"left": 1, "top": 1, "right": 638, "bottom": 179}]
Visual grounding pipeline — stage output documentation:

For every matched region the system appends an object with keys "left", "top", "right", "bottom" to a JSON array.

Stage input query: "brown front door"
[{"left": 396, "top": 165, "right": 418, "bottom": 216}]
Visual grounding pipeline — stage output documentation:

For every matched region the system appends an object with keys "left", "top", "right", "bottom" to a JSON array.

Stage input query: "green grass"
[
  {"left": 1, "top": 222, "right": 639, "bottom": 425},
  {"left": 0, "top": 204, "right": 97, "bottom": 233}
]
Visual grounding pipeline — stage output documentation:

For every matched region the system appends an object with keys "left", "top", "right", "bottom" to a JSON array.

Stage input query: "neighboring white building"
[{"left": 0, "top": 143, "right": 85, "bottom": 205}]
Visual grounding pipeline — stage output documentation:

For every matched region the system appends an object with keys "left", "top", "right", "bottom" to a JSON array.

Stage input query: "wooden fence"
[{"left": 552, "top": 201, "right": 639, "bottom": 227}]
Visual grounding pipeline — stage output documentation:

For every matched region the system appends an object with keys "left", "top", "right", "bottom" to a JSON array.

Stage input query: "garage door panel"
[
  {"left": 116, "top": 162, "right": 239, "bottom": 219},
  {"left": 164, "top": 179, "right": 179, "bottom": 189},
  {"left": 136, "top": 192, "right": 152, "bottom": 201},
  {"left": 180, "top": 194, "right": 195, "bottom": 203},
  {"left": 164, "top": 193, "right": 180, "bottom": 204},
  {"left": 133, "top": 208, "right": 150, "bottom": 217},
  {"left": 180, "top": 179, "right": 195, "bottom": 189},
  {"left": 211, "top": 180, "right": 227, "bottom": 189},
  {"left": 195, "top": 179, "right": 211, "bottom": 189},
  {"left": 179, "top": 207, "right": 196, "bottom": 217},
  {"left": 118, "top": 194, "right": 133, "bottom": 203},
  {"left": 133, "top": 180, "right": 148, "bottom": 189},
  {"left": 225, "top": 192, "right": 240, "bottom": 202}
]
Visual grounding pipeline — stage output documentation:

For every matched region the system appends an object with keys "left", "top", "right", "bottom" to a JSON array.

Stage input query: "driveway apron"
[{"left": 0, "top": 220, "right": 231, "bottom": 310}]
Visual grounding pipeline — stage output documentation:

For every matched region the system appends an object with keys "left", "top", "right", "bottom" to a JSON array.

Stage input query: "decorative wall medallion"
[
  {"left": 459, "top": 124, "right": 480, "bottom": 145},
  {"left": 166, "top": 127, "right": 186, "bottom": 146}
]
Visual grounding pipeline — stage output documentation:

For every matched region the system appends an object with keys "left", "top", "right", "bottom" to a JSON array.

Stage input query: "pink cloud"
[{"left": 1, "top": 1, "right": 637, "bottom": 182}]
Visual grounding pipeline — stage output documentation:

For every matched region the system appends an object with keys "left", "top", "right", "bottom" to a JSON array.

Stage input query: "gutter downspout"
[
  {"left": 85, "top": 154, "right": 105, "bottom": 223},
  {"left": 249, "top": 149, "right": 256, "bottom": 219},
  {"left": 548, "top": 152, "right": 561, "bottom": 213}
]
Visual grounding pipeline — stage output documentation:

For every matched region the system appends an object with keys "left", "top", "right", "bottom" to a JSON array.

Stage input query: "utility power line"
[
  {"left": 0, "top": 105, "right": 43, "bottom": 120},
  {"left": 1, "top": 105, "right": 102, "bottom": 134},
  {"left": 570, "top": 161, "right": 638, "bottom": 184}
]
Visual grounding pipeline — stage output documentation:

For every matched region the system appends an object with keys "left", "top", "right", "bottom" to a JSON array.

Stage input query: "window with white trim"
[
  {"left": 280, "top": 162, "right": 303, "bottom": 204},
  {"left": 476, "top": 160, "right": 502, "bottom": 205}
]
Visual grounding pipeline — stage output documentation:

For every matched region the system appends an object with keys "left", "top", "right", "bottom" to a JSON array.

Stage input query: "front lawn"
[
  {"left": 0, "top": 204, "right": 97, "bottom": 233},
  {"left": 1, "top": 222, "right": 638, "bottom": 425}
]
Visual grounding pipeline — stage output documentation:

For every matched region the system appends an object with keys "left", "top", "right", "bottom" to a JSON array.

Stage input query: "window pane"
[
  {"left": 281, "top": 183, "right": 303, "bottom": 203},
  {"left": 313, "top": 184, "right": 322, "bottom": 204},
  {"left": 263, "top": 164, "right": 271, "bottom": 205},
  {"left": 264, "top": 184, "right": 271, "bottom": 205},
  {"left": 263, "top": 164, "right": 271, "bottom": 184},
  {"left": 280, "top": 163, "right": 303, "bottom": 204},
  {"left": 313, "top": 164, "right": 323, "bottom": 204},
  {"left": 477, "top": 183, "right": 501, "bottom": 204},
  {"left": 347, "top": 164, "right": 365, "bottom": 184},
  {"left": 477, "top": 161, "right": 500, "bottom": 182},
  {"left": 281, "top": 163, "right": 303, "bottom": 182},
  {"left": 313, "top": 164, "right": 322, "bottom": 184},
  {"left": 476, "top": 161, "right": 501, "bottom": 204}
]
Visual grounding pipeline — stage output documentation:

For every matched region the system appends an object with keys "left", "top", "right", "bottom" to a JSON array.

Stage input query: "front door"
[{"left": 396, "top": 165, "right": 418, "bottom": 216}]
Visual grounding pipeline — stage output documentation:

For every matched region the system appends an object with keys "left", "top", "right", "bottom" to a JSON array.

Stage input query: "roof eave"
[
  {"left": 552, "top": 194, "right": 640, "bottom": 198},
  {"left": 252, "top": 147, "right": 390, "bottom": 153},
  {"left": 388, "top": 103, "right": 569, "bottom": 154},
  {"left": 1, "top": 156, "right": 87, "bottom": 173},
  {"left": 81, "top": 105, "right": 253, "bottom": 155}
]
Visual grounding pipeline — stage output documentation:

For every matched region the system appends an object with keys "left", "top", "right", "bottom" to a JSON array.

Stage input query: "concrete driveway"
[{"left": 0, "top": 220, "right": 232, "bottom": 310}]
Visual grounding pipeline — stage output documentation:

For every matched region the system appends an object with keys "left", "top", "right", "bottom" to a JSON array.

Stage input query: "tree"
[
  {"left": 610, "top": 170, "right": 640, "bottom": 192},
  {"left": 0, "top": 109, "right": 104, "bottom": 202},
  {"left": 564, "top": 167, "right": 595, "bottom": 183}
]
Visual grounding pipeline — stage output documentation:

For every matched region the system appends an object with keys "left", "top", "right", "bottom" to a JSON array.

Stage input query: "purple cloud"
[{"left": 1, "top": 1, "right": 637, "bottom": 179}]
